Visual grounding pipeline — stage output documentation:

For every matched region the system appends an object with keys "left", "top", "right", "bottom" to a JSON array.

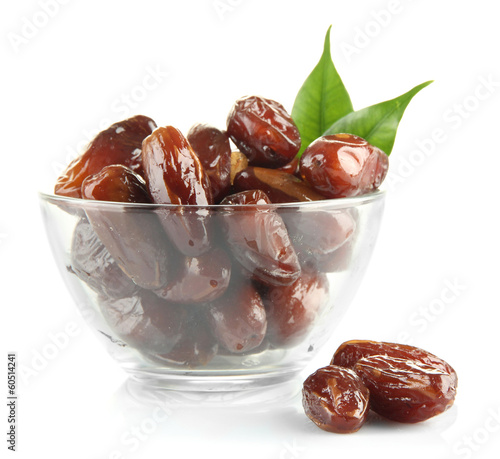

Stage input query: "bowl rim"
[{"left": 38, "top": 189, "right": 385, "bottom": 210}]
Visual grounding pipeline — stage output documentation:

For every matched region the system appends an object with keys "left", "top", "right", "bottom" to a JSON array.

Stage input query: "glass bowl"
[{"left": 38, "top": 190, "right": 385, "bottom": 391}]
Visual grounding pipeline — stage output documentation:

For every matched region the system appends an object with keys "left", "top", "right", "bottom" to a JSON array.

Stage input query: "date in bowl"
[{"left": 38, "top": 190, "right": 385, "bottom": 391}]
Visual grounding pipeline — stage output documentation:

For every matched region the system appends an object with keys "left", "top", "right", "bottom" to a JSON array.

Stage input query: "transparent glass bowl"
[{"left": 39, "top": 191, "right": 385, "bottom": 391}]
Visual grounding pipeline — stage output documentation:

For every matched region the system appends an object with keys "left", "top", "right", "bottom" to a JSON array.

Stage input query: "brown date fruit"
[
  {"left": 99, "top": 290, "right": 187, "bottom": 355},
  {"left": 81, "top": 164, "right": 152, "bottom": 203},
  {"left": 142, "top": 126, "right": 213, "bottom": 206},
  {"left": 354, "top": 355, "right": 457, "bottom": 423},
  {"left": 233, "top": 167, "right": 324, "bottom": 203},
  {"left": 208, "top": 279, "right": 267, "bottom": 354},
  {"left": 148, "top": 311, "right": 218, "bottom": 367},
  {"left": 187, "top": 123, "right": 232, "bottom": 203},
  {"left": 55, "top": 115, "right": 156, "bottom": 198},
  {"left": 226, "top": 95, "right": 301, "bottom": 168},
  {"left": 154, "top": 247, "right": 231, "bottom": 304},
  {"left": 81, "top": 165, "right": 172, "bottom": 290},
  {"left": 300, "top": 133, "right": 388, "bottom": 198},
  {"left": 70, "top": 218, "right": 137, "bottom": 299},
  {"left": 263, "top": 271, "right": 329, "bottom": 348},
  {"left": 142, "top": 126, "right": 213, "bottom": 256},
  {"left": 302, "top": 366, "right": 370, "bottom": 434},
  {"left": 331, "top": 340, "right": 458, "bottom": 387},
  {"left": 219, "top": 190, "right": 301, "bottom": 286},
  {"left": 286, "top": 209, "right": 356, "bottom": 273}
]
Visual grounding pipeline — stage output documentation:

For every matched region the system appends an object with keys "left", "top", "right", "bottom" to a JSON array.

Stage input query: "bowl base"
[
  {"left": 123, "top": 367, "right": 303, "bottom": 400},
  {"left": 124, "top": 375, "right": 301, "bottom": 407}
]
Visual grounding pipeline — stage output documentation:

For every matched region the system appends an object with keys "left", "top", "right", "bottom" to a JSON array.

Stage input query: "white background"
[{"left": 1, "top": 0, "right": 500, "bottom": 458}]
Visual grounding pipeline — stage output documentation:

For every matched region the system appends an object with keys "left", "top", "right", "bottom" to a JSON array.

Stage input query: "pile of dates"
[
  {"left": 55, "top": 96, "right": 389, "bottom": 367},
  {"left": 302, "top": 340, "right": 457, "bottom": 433}
]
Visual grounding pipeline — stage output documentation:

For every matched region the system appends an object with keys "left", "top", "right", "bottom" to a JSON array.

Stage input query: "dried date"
[
  {"left": 81, "top": 164, "right": 152, "bottom": 203},
  {"left": 263, "top": 271, "right": 329, "bottom": 348},
  {"left": 300, "top": 133, "right": 388, "bottom": 198},
  {"left": 187, "top": 123, "right": 232, "bottom": 202},
  {"left": 286, "top": 208, "right": 356, "bottom": 273},
  {"left": 55, "top": 115, "right": 156, "bottom": 198},
  {"left": 82, "top": 165, "right": 172, "bottom": 290},
  {"left": 154, "top": 247, "right": 231, "bottom": 304},
  {"left": 142, "top": 126, "right": 213, "bottom": 256},
  {"left": 219, "top": 190, "right": 301, "bottom": 286},
  {"left": 99, "top": 290, "right": 186, "bottom": 355},
  {"left": 302, "top": 365, "right": 370, "bottom": 433},
  {"left": 331, "top": 340, "right": 457, "bottom": 386},
  {"left": 354, "top": 355, "right": 457, "bottom": 423},
  {"left": 70, "top": 218, "right": 137, "bottom": 299},
  {"left": 207, "top": 279, "right": 267, "bottom": 354},
  {"left": 227, "top": 95, "right": 301, "bottom": 168}
]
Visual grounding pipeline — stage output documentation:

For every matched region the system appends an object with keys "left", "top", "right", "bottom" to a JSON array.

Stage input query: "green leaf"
[
  {"left": 291, "top": 26, "right": 353, "bottom": 157},
  {"left": 323, "top": 80, "right": 433, "bottom": 155}
]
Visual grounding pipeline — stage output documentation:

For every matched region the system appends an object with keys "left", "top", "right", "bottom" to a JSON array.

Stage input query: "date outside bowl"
[{"left": 38, "top": 190, "right": 385, "bottom": 392}]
